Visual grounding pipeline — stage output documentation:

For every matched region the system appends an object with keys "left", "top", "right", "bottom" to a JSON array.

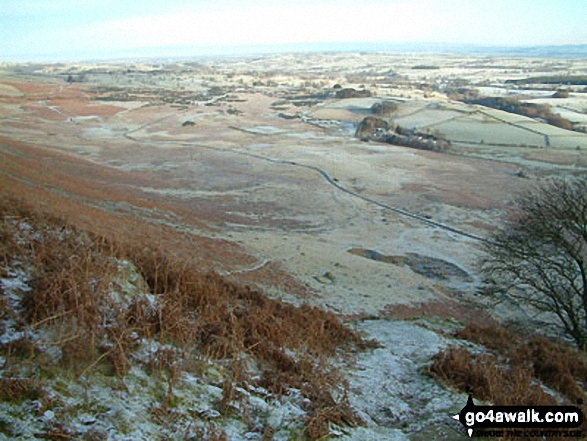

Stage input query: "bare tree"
[{"left": 480, "top": 178, "right": 587, "bottom": 350}]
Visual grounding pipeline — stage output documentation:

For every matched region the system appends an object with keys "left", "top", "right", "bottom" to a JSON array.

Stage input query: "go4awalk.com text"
[{"left": 453, "top": 395, "right": 584, "bottom": 438}]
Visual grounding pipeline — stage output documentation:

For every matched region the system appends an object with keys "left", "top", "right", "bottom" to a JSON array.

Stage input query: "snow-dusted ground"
[
  {"left": 0, "top": 238, "right": 472, "bottom": 440},
  {"left": 0, "top": 240, "right": 310, "bottom": 440},
  {"left": 341, "top": 320, "right": 468, "bottom": 440}
]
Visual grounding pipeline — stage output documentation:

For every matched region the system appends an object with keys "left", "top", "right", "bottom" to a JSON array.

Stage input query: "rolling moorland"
[{"left": 0, "top": 53, "right": 586, "bottom": 440}]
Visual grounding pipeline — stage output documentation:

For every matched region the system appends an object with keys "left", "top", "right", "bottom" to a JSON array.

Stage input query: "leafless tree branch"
[{"left": 480, "top": 178, "right": 587, "bottom": 350}]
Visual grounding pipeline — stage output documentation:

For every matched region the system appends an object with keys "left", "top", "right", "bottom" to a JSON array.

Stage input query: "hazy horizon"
[{"left": 2, "top": 0, "right": 586, "bottom": 62}]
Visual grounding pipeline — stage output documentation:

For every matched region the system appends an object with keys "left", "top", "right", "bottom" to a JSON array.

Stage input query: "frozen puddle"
[{"left": 342, "top": 319, "right": 468, "bottom": 440}]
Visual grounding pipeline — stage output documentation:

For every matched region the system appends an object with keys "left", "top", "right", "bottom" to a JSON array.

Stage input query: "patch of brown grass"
[
  {"left": 382, "top": 298, "right": 493, "bottom": 324},
  {"left": 429, "top": 346, "right": 555, "bottom": 406},
  {"left": 0, "top": 137, "right": 312, "bottom": 297},
  {"left": 0, "top": 195, "right": 370, "bottom": 439},
  {"left": 454, "top": 322, "right": 587, "bottom": 403},
  {"left": 429, "top": 339, "right": 587, "bottom": 440},
  {"left": 125, "top": 246, "right": 370, "bottom": 436},
  {"left": 0, "top": 377, "right": 45, "bottom": 402},
  {"left": 429, "top": 319, "right": 587, "bottom": 439},
  {"left": 525, "top": 336, "right": 587, "bottom": 402}
]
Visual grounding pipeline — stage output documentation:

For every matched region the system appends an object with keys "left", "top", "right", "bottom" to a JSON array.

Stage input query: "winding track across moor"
[{"left": 125, "top": 131, "right": 493, "bottom": 244}]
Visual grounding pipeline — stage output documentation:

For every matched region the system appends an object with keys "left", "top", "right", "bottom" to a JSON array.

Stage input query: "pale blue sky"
[{"left": 1, "top": 0, "right": 586, "bottom": 61}]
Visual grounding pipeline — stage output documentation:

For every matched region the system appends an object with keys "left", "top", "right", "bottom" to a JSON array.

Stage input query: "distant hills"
[
  {"left": 463, "top": 44, "right": 587, "bottom": 58},
  {"left": 100, "top": 42, "right": 587, "bottom": 61},
  {"left": 329, "top": 42, "right": 587, "bottom": 58},
  {"left": 4, "top": 42, "right": 587, "bottom": 63}
]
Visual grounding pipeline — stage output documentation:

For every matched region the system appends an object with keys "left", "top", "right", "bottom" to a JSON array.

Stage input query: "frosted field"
[
  {"left": 551, "top": 107, "right": 587, "bottom": 125},
  {"left": 475, "top": 87, "right": 555, "bottom": 98},
  {"left": 394, "top": 108, "right": 469, "bottom": 129},
  {"left": 471, "top": 107, "right": 536, "bottom": 124},
  {"left": 513, "top": 119, "right": 585, "bottom": 136},
  {"left": 391, "top": 102, "right": 587, "bottom": 149},
  {"left": 526, "top": 97, "right": 587, "bottom": 128},
  {"left": 434, "top": 117, "right": 547, "bottom": 146},
  {"left": 323, "top": 97, "right": 381, "bottom": 110},
  {"left": 546, "top": 135, "right": 587, "bottom": 149}
]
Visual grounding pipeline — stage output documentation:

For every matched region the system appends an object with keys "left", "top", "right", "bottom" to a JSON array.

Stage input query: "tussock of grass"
[
  {"left": 429, "top": 321, "right": 587, "bottom": 440},
  {"left": 0, "top": 378, "right": 44, "bottom": 402},
  {"left": 429, "top": 321, "right": 587, "bottom": 439},
  {"left": 0, "top": 196, "right": 371, "bottom": 439},
  {"left": 429, "top": 346, "right": 556, "bottom": 406},
  {"left": 454, "top": 322, "right": 587, "bottom": 402},
  {"left": 526, "top": 336, "right": 587, "bottom": 401}
]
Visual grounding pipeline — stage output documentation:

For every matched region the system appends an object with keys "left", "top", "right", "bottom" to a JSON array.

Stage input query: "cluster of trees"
[
  {"left": 467, "top": 96, "right": 574, "bottom": 131},
  {"left": 355, "top": 117, "right": 450, "bottom": 152},
  {"left": 386, "top": 126, "right": 451, "bottom": 152},
  {"left": 447, "top": 88, "right": 576, "bottom": 132},
  {"left": 355, "top": 116, "right": 390, "bottom": 138},
  {"left": 505, "top": 76, "right": 587, "bottom": 86}
]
